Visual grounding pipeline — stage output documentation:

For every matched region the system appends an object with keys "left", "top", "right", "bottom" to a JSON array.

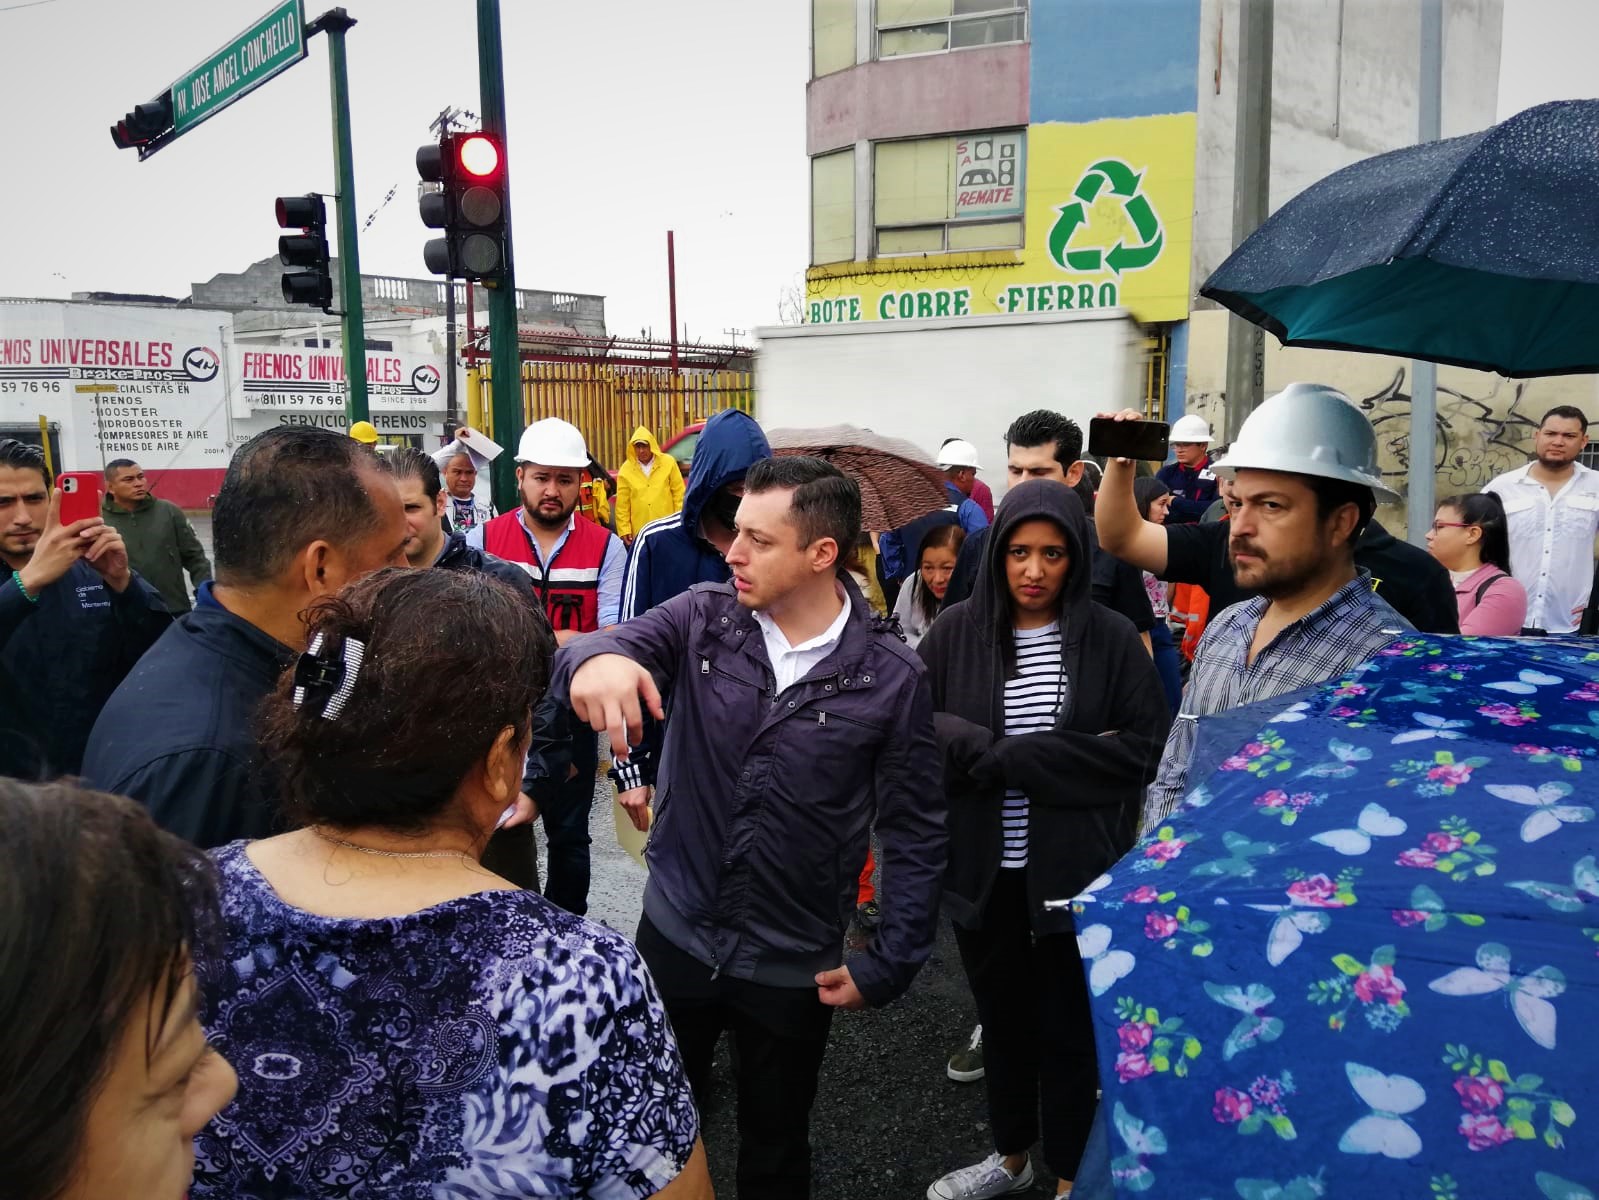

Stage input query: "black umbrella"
[{"left": 1201, "top": 100, "right": 1599, "bottom": 378}]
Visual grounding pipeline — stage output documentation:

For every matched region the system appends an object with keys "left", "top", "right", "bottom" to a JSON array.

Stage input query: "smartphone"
[
  {"left": 1088, "top": 417, "right": 1171, "bottom": 462},
  {"left": 56, "top": 472, "right": 103, "bottom": 525}
]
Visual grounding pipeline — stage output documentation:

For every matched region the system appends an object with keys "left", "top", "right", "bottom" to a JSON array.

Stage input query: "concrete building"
[{"left": 802, "top": 0, "right": 1504, "bottom": 429}]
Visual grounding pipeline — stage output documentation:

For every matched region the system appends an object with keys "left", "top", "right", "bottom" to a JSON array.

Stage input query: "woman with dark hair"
[
  {"left": 1133, "top": 477, "right": 1183, "bottom": 712},
  {"left": 0, "top": 779, "right": 238, "bottom": 1200},
  {"left": 1425, "top": 492, "right": 1527, "bottom": 635},
  {"left": 919, "top": 482, "right": 1169, "bottom": 1200},
  {"left": 191, "top": 567, "right": 709, "bottom": 1199},
  {"left": 892, "top": 522, "right": 966, "bottom": 647}
]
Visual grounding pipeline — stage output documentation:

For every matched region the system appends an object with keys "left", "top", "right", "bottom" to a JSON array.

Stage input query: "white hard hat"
[
  {"left": 515, "top": 418, "right": 590, "bottom": 467},
  {"left": 937, "top": 438, "right": 981, "bottom": 469},
  {"left": 1169, "top": 414, "right": 1212, "bottom": 443},
  {"left": 1214, "top": 382, "right": 1399, "bottom": 503}
]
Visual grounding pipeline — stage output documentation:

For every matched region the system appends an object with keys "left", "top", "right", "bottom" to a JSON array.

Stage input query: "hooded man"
[
  {"left": 621, "top": 407, "right": 770, "bottom": 620},
  {"left": 614, "top": 425, "right": 686, "bottom": 547}
]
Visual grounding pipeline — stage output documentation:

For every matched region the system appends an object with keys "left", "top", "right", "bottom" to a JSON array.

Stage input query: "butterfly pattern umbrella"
[{"left": 1074, "top": 635, "right": 1599, "bottom": 1200}]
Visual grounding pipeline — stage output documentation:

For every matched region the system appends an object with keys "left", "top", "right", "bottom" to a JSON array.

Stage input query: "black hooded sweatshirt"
[{"left": 917, "top": 480, "right": 1171, "bottom": 937}]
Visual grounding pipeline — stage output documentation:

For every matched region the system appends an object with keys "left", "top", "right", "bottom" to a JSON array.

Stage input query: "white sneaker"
[{"left": 927, "top": 1152, "right": 1035, "bottom": 1199}]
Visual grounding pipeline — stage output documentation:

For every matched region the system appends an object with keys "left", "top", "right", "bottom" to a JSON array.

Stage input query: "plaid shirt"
[{"left": 1144, "top": 573, "right": 1411, "bottom": 826}]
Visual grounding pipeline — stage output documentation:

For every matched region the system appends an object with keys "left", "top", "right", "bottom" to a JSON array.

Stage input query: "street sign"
[{"left": 170, "top": 0, "right": 306, "bottom": 136}]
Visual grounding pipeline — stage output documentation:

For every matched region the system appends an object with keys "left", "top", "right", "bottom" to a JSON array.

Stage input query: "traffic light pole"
[
  {"left": 477, "top": 0, "right": 521, "bottom": 514},
  {"left": 311, "top": 8, "right": 369, "bottom": 423}
]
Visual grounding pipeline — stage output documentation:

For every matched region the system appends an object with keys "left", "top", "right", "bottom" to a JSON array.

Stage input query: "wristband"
[{"left": 11, "top": 570, "right": 39, "bottom": 604}]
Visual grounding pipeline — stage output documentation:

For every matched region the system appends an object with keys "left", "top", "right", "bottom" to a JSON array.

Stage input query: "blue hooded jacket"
[{"left": 619, "top": 408, "right": 769, "bottom": 621}]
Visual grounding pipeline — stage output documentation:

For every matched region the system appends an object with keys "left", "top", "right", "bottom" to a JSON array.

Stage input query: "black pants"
[
  {"left": 954, "top": 869, "right": 1098, "bottom": 1179},
  {"left": 480, "top": 823, "right": 540, "bottom": 890},
  {"left": 539, "top": 724, "right": 598, "bottom": 915},
  {"left": 637, "top": 917, "right": 834, "bottom": 1199}
]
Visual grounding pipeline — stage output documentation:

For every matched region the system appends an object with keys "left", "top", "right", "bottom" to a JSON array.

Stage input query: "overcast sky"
[{"left": 0, "top": 0, "right": 1591, "bottom": 342}]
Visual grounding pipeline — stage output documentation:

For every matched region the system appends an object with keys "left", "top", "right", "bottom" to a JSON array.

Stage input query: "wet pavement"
[{"left": 575, "top": 759, "right": 1057, "bottom": 1200}]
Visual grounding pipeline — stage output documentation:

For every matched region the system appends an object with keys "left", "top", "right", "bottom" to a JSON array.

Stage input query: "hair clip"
[{"left": 292, "top": 632, "right": 367, "bottom": 722}]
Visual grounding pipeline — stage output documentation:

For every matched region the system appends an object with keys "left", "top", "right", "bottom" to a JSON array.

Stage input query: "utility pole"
[
  {"left": 1406, "top": 0, "right": 1444, "bottom": 543},
  {"left": 1223, "top": 0, "right": 1273, "bottom": 442},
  {"left": 311, "top": 8, "right": 368, "bottom": 422},
  {"left": 477, "top": 0, "right": 521, "bottom": 513}
]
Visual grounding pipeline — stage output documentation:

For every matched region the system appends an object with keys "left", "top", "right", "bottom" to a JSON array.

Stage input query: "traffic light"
[
  {"left": 416, "top": 131, "right": 509, "bottom": 283},
  {"left": 110, "top": 94, "right": 174, "bottom": 150},
  {"left": 275, "top": 194, "right": 333, "bottom": 310}
]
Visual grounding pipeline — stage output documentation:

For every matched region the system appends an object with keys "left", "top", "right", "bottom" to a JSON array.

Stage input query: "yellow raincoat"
[{"left": 614, "top": 425, "right": 685, "bottom": 539}]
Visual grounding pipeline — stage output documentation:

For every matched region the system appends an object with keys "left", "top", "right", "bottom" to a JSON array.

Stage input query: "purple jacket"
[{"left": 550, "top": 578, "right": 945, "bottom": 1006}]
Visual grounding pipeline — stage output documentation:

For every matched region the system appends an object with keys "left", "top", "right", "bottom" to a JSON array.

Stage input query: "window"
[
  {"left": 813, "top": 0, "right": 857, "bottom": 76},
  {"left": 873, "top": 131, "right": 1025, "bottom": 256},
  {"left": 811, "top": 149, "right": 857, "bottom": 265},
  {"left": 876, "top": 0, "right": 1027, "bottom": 59}
]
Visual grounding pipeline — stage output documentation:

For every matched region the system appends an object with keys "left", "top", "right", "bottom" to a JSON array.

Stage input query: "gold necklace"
[{"left": 312, "top": 827, "right": 472, "bottom": 861}]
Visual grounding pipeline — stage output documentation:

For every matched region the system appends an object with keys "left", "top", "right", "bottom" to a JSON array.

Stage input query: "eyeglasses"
[{"left": 1429, "top": 521, "right": 1472, "bottom": 532}]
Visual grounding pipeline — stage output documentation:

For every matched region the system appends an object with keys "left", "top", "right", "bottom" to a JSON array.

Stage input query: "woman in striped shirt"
[{"left": 919, "top": 480, "right": 1170, "bottom": 1200}]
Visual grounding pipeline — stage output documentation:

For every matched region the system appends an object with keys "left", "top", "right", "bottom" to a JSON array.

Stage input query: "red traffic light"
[
  {"left": 457, "top": 134, "right": 500, "bottom": 179},
  {"left": 275, "top": 194, "right": 326, "bottom": 230}
]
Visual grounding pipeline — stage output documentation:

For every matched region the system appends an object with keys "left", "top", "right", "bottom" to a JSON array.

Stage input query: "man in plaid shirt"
[{"left": 1127, "top": 385, "right": 1413, "bottom": 826}]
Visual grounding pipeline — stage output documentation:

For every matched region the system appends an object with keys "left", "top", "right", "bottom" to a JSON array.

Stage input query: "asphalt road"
[{"left": 575, "top": 763, "right": 1059, "bottom": 1200}]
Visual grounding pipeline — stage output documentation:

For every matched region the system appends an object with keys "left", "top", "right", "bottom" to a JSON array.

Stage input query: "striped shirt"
[
  {"left": 1001, "top": 623, "right": 1068, "bottom": 868},
  {"left": 1144, "top": 573, "right": 1410, "bottom": 827}
]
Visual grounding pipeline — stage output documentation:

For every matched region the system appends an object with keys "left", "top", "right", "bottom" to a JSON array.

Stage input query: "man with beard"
[
  {"left": 467, "top": 417, "right": 625, "bottom": 914},
  {"left": 1484, "top": 405, "right": 1599, "bottom": 635},
  {"left": 1122, "top": 384, "right": 1413, "bottom": 826}
]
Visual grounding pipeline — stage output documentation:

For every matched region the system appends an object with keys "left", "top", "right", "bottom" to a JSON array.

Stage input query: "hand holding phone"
[{"left": 1088, "top": 417, "right": 1170, "bottom": 462}]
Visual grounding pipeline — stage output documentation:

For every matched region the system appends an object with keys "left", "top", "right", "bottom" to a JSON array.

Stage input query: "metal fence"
[{"left": 470, "top": 362, "right": 755, "bottom": 470}]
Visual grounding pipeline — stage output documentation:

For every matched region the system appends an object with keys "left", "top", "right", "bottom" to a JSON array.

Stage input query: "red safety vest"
[{"left": 480, "top": 510, "right": 610, "bottom": 633}]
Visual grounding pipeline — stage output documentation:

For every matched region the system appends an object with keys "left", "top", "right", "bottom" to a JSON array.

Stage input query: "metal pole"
[
  {"left": 445, "top": 281, "right": 458, "bottom": 429},
  {"left": 667, "top": 230, "right": 680, "bottom": 376},
  {"left": 1223, "top": 0, "right": 1273, "bottom": 441},
  {"left": 314, "top": 9, "right": 368, "bottom": 422},
  {"left": 1406, "top": 0, "right": 1444, "bottom": 544},
  {"left": 478, "top": 0, "right": 521, "bottom": 514}
]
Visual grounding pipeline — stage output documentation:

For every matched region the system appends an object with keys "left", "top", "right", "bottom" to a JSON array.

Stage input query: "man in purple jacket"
[{"left": 554, "top": 456, "right": 945, "bottom": 1200}]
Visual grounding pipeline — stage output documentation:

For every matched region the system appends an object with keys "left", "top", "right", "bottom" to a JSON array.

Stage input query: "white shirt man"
[{"left": 1484, "top": 406, "right": 1599, "bottom": 634}]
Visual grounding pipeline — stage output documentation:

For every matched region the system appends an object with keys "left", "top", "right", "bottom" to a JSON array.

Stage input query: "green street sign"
[{"left": 170, "top": 0, "right": 306, "bottom": 135}]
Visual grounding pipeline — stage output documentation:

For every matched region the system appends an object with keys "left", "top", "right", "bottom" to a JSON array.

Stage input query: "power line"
[{"left": 0, "top": 0, "right": 61, "bottom": 12}]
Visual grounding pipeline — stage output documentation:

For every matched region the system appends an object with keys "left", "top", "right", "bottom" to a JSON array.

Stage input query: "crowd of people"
[{"left": 1, "top": 384, "right": 1595, "bottom": 1200}]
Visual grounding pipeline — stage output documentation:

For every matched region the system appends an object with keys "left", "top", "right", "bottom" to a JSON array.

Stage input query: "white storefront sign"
[{"left": 0, "top": 302, "right": 234, "bottom": 472}]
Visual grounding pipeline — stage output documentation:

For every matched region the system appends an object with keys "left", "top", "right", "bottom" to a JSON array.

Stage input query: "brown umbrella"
[{"left": 764, "top": 424, "right": 950, "bottom": 532}]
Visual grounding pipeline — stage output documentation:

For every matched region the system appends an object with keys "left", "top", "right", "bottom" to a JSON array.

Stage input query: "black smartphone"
[{"left": 1088, "top": 417, "right": 1170, "bottom": 462}]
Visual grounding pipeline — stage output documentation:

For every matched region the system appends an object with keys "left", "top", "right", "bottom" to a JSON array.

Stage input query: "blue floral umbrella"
[{"left": 1075, "top": 635, "right": 1599, "bottom": 1200}]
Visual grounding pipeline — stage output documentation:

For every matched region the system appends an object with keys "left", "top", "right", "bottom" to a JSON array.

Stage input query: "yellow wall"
[
  {"left": 1185, "top": 310, "right": 1599, "bottom": 535},
  {"left": 805, "top": 113, "right": 1196, "bottom": 326}
]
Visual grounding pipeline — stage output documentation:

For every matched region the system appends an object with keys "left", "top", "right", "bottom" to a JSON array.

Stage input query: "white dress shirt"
[
  {"left": 751, "top": 587, "right": 852, "bottom": 693},
  {"left": 1484, "top": 461, "right": 1599, "bottom": 633}
]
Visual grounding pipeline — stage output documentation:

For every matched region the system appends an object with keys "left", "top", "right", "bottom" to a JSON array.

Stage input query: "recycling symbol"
[{"left": 1047, "top": 158, "right": 1164, "bottom": 276}]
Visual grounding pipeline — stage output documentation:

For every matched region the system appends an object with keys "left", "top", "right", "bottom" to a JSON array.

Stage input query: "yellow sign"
[{"left": 806, "top": 112, "right": 1196, "bottom": 325}]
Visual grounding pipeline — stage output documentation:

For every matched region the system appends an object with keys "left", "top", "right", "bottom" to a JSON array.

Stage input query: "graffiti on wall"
[{"left": 1187, "top": 368, "right": 1549, "bottom": 504}]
